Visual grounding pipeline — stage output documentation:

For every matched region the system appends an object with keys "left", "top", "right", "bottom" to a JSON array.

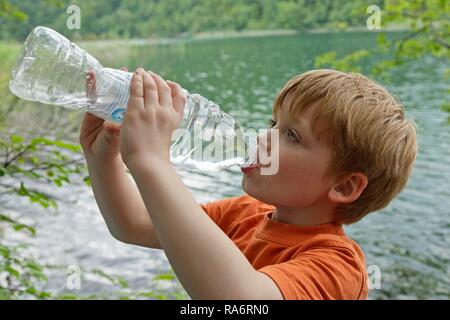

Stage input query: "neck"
[{"left": 272, "top": 201, "right": 336, "bottom": 226}]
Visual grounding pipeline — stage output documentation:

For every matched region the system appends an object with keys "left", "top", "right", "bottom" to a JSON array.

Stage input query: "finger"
[
  {"left": 167, "top": 80, "right": 187, "bottom": 115},
  {"left": 83, "top": 112, "right": 104, "bottom": 127},
  {"left": 142, "top": 71, "right": 158, "bottom": 109},
  {"left": 150, "top": 72, "right": 172, "bottom": 108},
  {"left": 80, "top": 112, "right": 104, "bottom": 138},
  {"left": 127, "top": 69, "right": 145, "bottom": 111},
  {"left": 103, "top": 120, "right": 121, "bottom": 135}
]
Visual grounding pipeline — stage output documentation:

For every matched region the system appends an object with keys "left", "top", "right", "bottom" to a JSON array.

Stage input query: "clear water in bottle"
[{"left": 9, "top": 26, "right": 257, "bottom": 171}]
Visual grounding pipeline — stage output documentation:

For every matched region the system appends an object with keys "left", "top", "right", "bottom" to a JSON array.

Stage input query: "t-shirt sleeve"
[
  {"left": 199, "top": 194, "right": 264, "bottom": 236},
  {"left": 199, "top": 197, "right": 239, "bottom": 235},
  {"left": 258, "top": 245, "right": 368, "bottom": 300},
  {"left": 200, "top": 201, "right": 221, "bottom": 224}
]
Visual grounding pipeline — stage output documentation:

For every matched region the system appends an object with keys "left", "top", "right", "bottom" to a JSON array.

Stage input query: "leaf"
[
  {"left": 31, "top": 137, "right": 54, "bottom": 146},
  {"left": 54, "top": 178, "right": 62, "bottom": 187},
  {"left": 0, "top": 244, "right": 10, "bottom": 258},
  {"left": 12, "top": 223, "right": 37, "bottom": 236},
  {"left": 441, "top": 102, "right": 450, "bottom": 113},
  {"left": 153, "top": 272, "right": 175, "bottom": 281},
  {"left": 54, "top": 140, "right": 81, "bottom": 153},
  {"left": 10, "top": 135, "right": 23, "bottom": 144},
  {"left": 116, "top": 276, "right": 128, "bottom": 288},
  {"left": 92, "top": 268, "right": 128, "bottom": 288},
  {"left": 49, "top": 199, "right": 57, "bottom": 209},
  {"left": 17, "top": 182, "right": 28, "bottom": 196},
  {"left": 5, "top": 265, "right": 20, "bottom": 279},
  {"left": 38, "top": 291, "right": 52, "bottom": 299},
  {"left": 25, "top": 261, "right": 47, "bottom": 281},
  {"left": 29, "top": 156, "right": 40, "bottom": 165},
  {"left": 314, "top": 51, "right": 337, "bottom": 69},
  {"left": 83, "top": 176, "right": 91, "bottom": 186}
]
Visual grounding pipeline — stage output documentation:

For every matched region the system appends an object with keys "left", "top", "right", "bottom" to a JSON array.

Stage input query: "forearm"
[
  {"left": 129, "top": 159, "right": 258, "bottom": 299},
  {"left": 85, "top": 155, "right": 156, "bottom": 244}
]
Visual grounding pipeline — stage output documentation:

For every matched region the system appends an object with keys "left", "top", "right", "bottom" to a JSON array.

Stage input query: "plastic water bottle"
[{"left": 9, "top": 26, "right": 256, "bottom": 171}]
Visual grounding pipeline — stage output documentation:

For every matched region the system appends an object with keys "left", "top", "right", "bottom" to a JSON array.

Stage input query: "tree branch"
[{"left": 3, "top": 146, "right": 33, "bottom": 169}]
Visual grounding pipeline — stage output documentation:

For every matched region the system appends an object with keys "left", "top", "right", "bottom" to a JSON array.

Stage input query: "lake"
[{"left": 2, "top": 31, "right": 449, "bottom": 299}]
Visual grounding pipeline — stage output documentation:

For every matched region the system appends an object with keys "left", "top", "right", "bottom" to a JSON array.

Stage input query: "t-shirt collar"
[{"left": 255, "top": 210, "right": 345, "bottom": 245}]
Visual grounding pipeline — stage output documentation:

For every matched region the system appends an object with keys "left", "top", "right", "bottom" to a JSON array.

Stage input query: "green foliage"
[
  {"left": 0, "top": 134, "right": 86, "bottom": 207},
  {"left": 0, "top": 133, "right": 83, "bottom": 299},
  {"left": 0, "top": 0, "right": 27, "bottom": 21},
  {"left": 92, "top": 269, "right": 128, "bottom": 289},
  {"left": 315, "top": 49, "right": 371, "bottom": 73},
  {"left": 0, "top": 214, "right": 36, "bottom": 236},
  {"left": 0, "top": 0, "right": 382, "bottom": 40},
  {"left": 153, "top": 272, "right": 176, "bottom": 281},
  {"left": 0, "top": 241, "right": 52, "bottom": 299},
  {"left": 0, "top": 133, "right": 186, "bottom": 299},
  {"left": 314, "top": 0, "right": 449, "bottom": 111},
  {"left": 316, "top": 1, "right": 449, "bottom": 71}
]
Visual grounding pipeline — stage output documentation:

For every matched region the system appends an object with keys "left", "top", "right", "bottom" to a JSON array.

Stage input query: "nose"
[{"left": 257, "top": 128, "right": 273, "bottom": 167}]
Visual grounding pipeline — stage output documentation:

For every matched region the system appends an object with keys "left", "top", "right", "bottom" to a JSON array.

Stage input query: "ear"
[{"left": 328, "top": 173, "right": 368, "bottom": 205}]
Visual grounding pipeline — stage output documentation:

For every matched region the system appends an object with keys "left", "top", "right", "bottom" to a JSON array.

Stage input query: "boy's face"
[{"left": 242, "top": 102, "right": 337, "bottom": 210}]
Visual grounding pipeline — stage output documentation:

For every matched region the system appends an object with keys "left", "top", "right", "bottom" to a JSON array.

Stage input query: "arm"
[
  {"left": 120, "top": 69, "right": 283, "bottom": 299},
  {"left": 84, "top": 155, "right": 162, "bottom": 249},
  {"left": 80, "top": 69, "right": 161, "bottom": 249},
  {"left": 129, "top": 158, "right": 283, "bottom": 299}
]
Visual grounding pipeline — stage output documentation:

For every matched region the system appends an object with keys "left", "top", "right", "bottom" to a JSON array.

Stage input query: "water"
[
  {"left": 9, "top": 27, "right": 256, "bottom": 171},
  {"left": 2, "top": 32, "right": 449, "bottom": 299}
]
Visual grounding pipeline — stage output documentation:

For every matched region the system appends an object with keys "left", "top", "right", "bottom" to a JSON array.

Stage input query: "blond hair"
[{"left": 273, "top": 69, "right": 417, "bottom": 224}]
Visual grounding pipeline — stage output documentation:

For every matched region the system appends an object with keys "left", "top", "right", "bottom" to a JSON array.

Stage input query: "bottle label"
[
  {"left": 107, "top": 71, "right": 132, "bottom": 123},
  {"left": 112, "top": 108, "right": 125, "bottom": 122}
]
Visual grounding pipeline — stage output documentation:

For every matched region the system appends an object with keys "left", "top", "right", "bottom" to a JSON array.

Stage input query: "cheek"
[
  {"left": 278, "top": 147, "right": 328, "bottom": 182},
  {"left": 274, "top": 151, "right": 331, "bottom": 199},
  {"left": 242, "top": 147, "right": 331, "bottom": 206}
]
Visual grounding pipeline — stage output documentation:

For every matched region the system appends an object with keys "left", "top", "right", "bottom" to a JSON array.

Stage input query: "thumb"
[{"left": 102, "top": 123, "right": 121, "bottom": 147}]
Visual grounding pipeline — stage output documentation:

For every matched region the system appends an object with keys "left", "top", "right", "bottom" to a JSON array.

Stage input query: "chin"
[
  {"left": 241, "top": 177, "right": 274, "bottom": 205},
  {"left": 241, "top": 176, "right": 254, "bottom": 196}
]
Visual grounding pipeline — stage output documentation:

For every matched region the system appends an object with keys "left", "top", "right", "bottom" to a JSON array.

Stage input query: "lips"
[{"left": 241, "top": 166, "right": 257, "bottom": 175}]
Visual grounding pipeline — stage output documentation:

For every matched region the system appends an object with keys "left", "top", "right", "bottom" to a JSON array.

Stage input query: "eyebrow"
[{"left": 292, "top": 118, "right": 315, "bottom": 142}]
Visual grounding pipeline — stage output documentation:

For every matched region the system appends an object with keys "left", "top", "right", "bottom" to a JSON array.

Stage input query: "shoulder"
[
  {"left": 298, "top": 234, "right": 368, "bottom": 299},
  {"left": 259, "top": 234, "right": 368, "bottom": 299},
  {"left": 301, "top": 233, "right": 365, "bottom": 259}
]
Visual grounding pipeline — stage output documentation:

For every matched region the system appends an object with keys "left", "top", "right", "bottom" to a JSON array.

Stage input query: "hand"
[
  {"left": 79, "top": 67, "right": 128, "bottom": 161},
  {"left": 119, "top": 68, "right": 186, "bottom": 169}
]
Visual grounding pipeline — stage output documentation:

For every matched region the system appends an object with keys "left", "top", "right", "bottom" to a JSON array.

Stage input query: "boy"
[{"left": 79, "top": 68, "right": 417, "bottom": 299}]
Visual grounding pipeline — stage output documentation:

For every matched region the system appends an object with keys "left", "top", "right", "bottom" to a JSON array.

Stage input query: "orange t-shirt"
[{"left": 200, "top": 194, "right": 368, "bottom": 300}]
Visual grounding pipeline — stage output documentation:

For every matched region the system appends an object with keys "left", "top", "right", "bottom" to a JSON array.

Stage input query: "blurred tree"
[
  {"left": 1, "top": 0, "right": 388, "bottom": 40},
  {"left": 314, "top": 0, "right": 449, "bottom": 112}
]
